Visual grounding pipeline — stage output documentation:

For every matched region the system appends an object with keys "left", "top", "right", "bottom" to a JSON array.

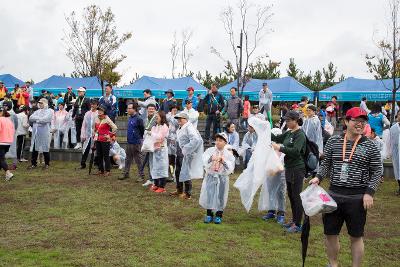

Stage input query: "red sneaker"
[
  {"left": 150, "top": 185, "right": 158, "bottom": 192},
  {"left": 155, "top": 188, "right": 166, "bottom": 193}
]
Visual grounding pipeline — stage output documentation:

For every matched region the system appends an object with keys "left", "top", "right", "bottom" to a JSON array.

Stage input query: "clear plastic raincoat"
[
  {"left": 166, "top": 112, "right": 179, "bottom": 156},
  {"left": 234, "top": 117, "right": 284, "bottom": 212},
  {"left": 149, "top": 124, "right": 169, "bottom": 179},
  {"left": 176, "top": 121, "right": 204, "bottom": 181},
  {"left": 302, "top": 115, "right": 324, "bottom": 154},
  {"left": 81, "top": 110, "right": 98, "bottom": 154},
  {"left": 65, "top": 109, "right": 77, "bottom": 145},
  {"left": 389, "top": 123, "right": 400, "bottom": 180},
  {"left": 5, "top": 110, "right": 18, "bottom": 159},
  {"left": 29, "top": 106, "right": 53, "bottom": 153},
  {"left": 199, "top": 146, "right": 235, "bottom": 211},
  {"left": 52, "top": 109, "right": 68, "bottom": 149}
]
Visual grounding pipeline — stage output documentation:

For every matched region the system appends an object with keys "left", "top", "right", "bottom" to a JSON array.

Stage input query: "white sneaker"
[
  {"left": 142, "top": 180, "right": 154, "bottom": 187},
  {"left": 74, "top": 143, "right": 82, "bottom": 149},
  {"left": 5, "top": 172, "right": 14, "bottom": 181},
  {"left": 19, "top": 158, "right": 28, "bottom": 162}
]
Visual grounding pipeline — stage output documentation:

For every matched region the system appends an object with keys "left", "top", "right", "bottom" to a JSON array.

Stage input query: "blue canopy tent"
[
  {"left": 0, "top": 74, "right": 24, "bottom": 89},
  {"left": 114, "top": 76, "right": 208, "bottom": 99},
  {"left": 319, "top": 77, "right": 400, "bottom": 102},
  {"left": 218, "top": 77, "right": 314, "bottom": 101},
  {"left": 33, "top": 75, "right": 103, "bottom": 97}
]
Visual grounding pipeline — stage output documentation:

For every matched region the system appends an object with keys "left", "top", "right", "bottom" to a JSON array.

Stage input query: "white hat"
[{"left": 77, "top": 87, "right": 86, "bottom": 92}]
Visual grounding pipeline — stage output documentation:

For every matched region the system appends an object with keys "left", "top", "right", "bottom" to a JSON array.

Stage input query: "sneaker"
[
  {"left": 42, "top": 165, "right": 49, "bottom": 170},
  {"left": 118, "top": 174, "right": 129, "bottom": 180},
  {"left": 103, "top": 171, "right": 110, "bottom": 176},
  {"left": 142, "top": 180, "right": 154, "bottom": 187},
  {"left": 262, "top": 212, "right": 276, "bottom": 221},
  {"left": 19, "top": 158, "right": 28, "bottom": 162},
  {"left": 74, "top": 143, "right": 82, "bottom": 149},
  {"left": 169, "top": 190, "right": 182, "bottom": 197},
  {"left": 179, "top": 193, "right": 191, "bottom": 200},
  {"left": 286, "top": 224, "right": 302, "bottom": 233},
  {"left": 155, "top": 188, "right": 166, "bottom": 193},
  {"left": 5, "top": 172, "right": 13, "bottom": 181},
  {"left": 204, "top": 216, "right": 213, "bottom": 224},
  {"left": 27, "top": 165, "right": 37, "bottom": 170},
  {"left": 213, "top": 216, "right": 222, "bottom": 224},
  {"left": 282, "top": 222, "right": 294, "bottom": 228},
  {"left": 276, "top": 215, "right": 285, "bottom": 225},
  {"left": 150, "top": 185, "right": 158, "bottom": 192}
]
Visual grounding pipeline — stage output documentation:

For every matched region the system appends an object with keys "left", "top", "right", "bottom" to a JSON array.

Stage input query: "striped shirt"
[{"left": 316, "top": 134, "right": 382, "bottom": 196}]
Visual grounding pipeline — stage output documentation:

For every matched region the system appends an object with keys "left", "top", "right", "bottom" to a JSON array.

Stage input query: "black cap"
[
  {"left": 262, "top": 82, "right": 268, "bottom": 86},
  {"left": 2, "top": 101, "right": 12, "bottom": 110},
  {"left": 143, "top": 89, "right": 152, "bottom": 94},
  {"left": 185, "top": 99, "right": 192, "bottom": 104},
  {"left": 301, "top": 96, "right": 309, "bottom": 102},
  {"left": 90, "top": 98, "right": 99, "bottom": 104},
  {"left": 284, "top": 110, "right": 300, "bottom": 121}
]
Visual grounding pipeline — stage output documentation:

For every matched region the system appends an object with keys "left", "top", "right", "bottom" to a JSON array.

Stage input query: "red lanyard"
[{"left": 342, "top": 134, "right": 361, "bottom": 162}]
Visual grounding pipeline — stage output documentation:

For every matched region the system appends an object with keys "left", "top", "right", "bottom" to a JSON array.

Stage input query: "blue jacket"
[
  {"left": 99, "top": 94, "right": 118, "bottom": 120},
  {"left": 127, "top": 114, "right": 145, "bottom": 144},
  {"left": 182, "top": 95, "right": 198, "bottom": 110}
]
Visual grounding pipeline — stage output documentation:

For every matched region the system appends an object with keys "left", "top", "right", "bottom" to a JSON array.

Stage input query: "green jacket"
[{"left": 271, "top": 129, "right": 306, "bottom": 169}]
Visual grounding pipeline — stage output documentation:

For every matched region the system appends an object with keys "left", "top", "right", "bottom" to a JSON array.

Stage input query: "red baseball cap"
[
  {"left": 346, "top": 107, "right": 368, "bottom": 120},
  {"left": 291, "top": 103, "right": 299, "bottom": 109},
  {"left": 186, "top": 87, "right": 194, "bottom": 92}
]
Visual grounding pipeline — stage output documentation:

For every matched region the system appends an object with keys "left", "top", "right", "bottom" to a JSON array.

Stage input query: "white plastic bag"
[
  {"left": 300, "top": 184, "right": 337, "bottom": 216},
  {"left": 141, "top": 131, "right": 154, "bottom": 152}
]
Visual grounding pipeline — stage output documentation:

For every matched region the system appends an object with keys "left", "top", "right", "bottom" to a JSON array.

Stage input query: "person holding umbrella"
[
  {"left": 309, "top": 107, "right": 383, "bottom": 267},
  {"left": 93, "top": 105, "right": 117, "bottom": 176}
]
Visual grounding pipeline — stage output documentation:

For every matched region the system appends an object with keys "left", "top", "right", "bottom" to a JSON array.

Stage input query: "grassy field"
[{"left": 0, "top": 161, "right": 398, "bottom": 267}]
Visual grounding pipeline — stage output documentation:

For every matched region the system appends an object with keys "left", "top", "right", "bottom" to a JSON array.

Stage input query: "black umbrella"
[
  {"left": 301, "top": 214, "right": 311, "bottom": 267},
  {"left": 88, "top": 145, "right": 96, "bottom": 175}
]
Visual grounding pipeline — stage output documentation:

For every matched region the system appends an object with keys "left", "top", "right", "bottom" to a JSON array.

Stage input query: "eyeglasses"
[{"left": 350, "top": 118, "right": 367, "bottom": 125}]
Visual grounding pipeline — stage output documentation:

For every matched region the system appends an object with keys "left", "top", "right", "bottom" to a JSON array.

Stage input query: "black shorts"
[{"left": 322, "top": 192, "right": 366, "bottom": 238}]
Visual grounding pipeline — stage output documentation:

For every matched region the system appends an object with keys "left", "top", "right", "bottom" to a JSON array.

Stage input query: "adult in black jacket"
[
  {"left": 160, "top": 89, "right": 178, "bottom": 113},
  {"left": 203, "top": 84, "right": 225, "bottom": 143},
  {"left": 72, "top": 87, "right": 91, "bottom": 149},
  {"left": 64, "top": 86, "right": 76, "bottom": 111}
]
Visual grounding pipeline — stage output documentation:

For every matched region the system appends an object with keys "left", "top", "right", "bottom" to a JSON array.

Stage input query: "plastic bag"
[
  {"left": 300, "top": 184, "right": 337, "bottom": 216},
  {"left": 141, "top": 131, "right": 154, "bottom": 152}
]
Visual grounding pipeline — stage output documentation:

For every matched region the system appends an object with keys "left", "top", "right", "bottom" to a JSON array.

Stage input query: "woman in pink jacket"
[
  {"left": 0, "top": 106, "right": 16, "bottom": 181},
  {"left": 149, "top": 111, "right": 170, "bottom": 193}
]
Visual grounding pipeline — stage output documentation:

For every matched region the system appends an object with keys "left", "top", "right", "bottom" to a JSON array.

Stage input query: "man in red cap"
[
  {"left": 183, "top": 87, "right": 198, "bottom": 110},
  {"left": 310, "top": 107, "right": 382, "bottom": 267}
]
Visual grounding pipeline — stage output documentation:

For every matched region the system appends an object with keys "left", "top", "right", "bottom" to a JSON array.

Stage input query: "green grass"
[{"left": 0, "top": 161, "right": 398, "bottom": 266}]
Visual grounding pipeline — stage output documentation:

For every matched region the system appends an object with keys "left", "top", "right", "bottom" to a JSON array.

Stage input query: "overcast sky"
[{"left": 0, "top": 0, "right": 390, "bottom": 85}]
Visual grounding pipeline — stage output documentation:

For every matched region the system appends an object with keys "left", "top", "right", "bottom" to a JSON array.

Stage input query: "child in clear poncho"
[{"left": 199, "top": 132, "right": 235, "bottom": 224}]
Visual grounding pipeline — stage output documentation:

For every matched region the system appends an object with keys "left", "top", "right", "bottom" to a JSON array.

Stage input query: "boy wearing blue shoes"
[{"left": 200, "top": 132, "right": 235, "bottom": 224}]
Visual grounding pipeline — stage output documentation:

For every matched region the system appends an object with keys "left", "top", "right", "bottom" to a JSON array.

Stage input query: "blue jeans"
[{"left": 244, "top": 149, "right": 252, "bottom": 168}]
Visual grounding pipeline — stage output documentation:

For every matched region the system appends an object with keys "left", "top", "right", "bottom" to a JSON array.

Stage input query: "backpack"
[{"left": 302, "top": 131, "right": 319, "bottom": 173}]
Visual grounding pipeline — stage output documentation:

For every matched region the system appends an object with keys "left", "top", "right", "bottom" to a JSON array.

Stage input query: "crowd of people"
[{"left": 0, "top": 79, "right": 398, "bottom": 267}]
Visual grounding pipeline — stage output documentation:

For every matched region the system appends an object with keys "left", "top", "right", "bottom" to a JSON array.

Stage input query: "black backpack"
[{"left": 302, "top": 131, "right": 319, "bottom": 173}]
